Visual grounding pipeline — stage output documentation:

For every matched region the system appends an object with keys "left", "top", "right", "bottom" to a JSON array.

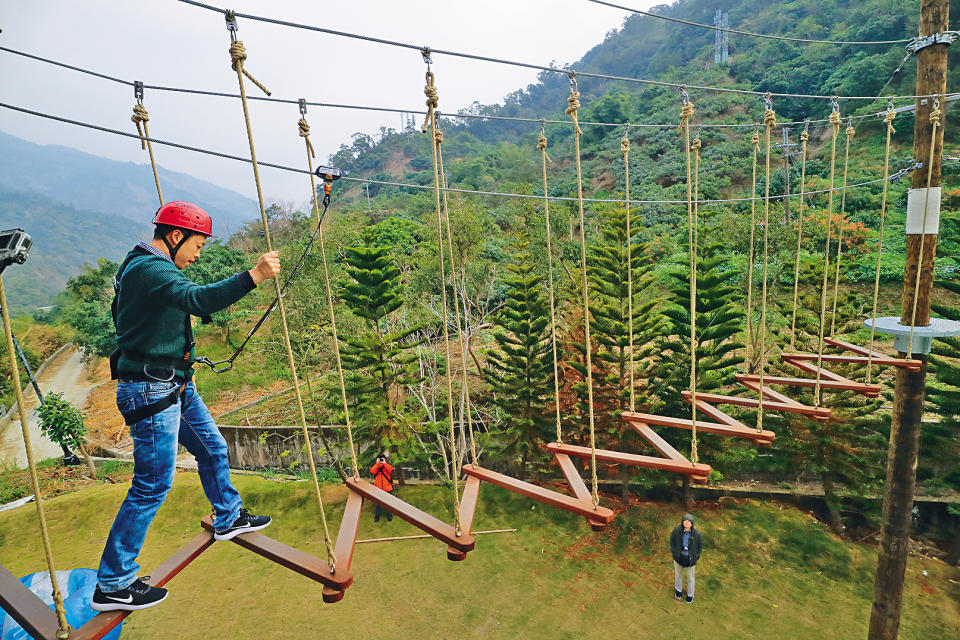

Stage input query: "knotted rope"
[
  {"left": 829, "top": 122, "right": 856, "bottom": 336},
  {"left": 906, "top": 101, "right": 942, "bottom": 357},
  {"left": 131, "top": 102, "right": 163, "bottom": 205},
  {"left": 227, "top": 37, "right": 336, "bottom": 571},
  {"left": 868, "top": 109, "right": 897, "bottom": 381},
  {"left": 687, "top": 124, "right": 701, "bottom": 461},
  {"left": 789, "top": 127, "right": 810, "bottom": 348},
  {"left": 746, "top": 128, "right": 760, "bottom": 364},
  {"left": 229, "top": 40, "right": 271, "bottom": 96},
  {"left": 539, "top": 128, "right": 563, "bottom": 444},
  {"left": 758, "top": 104, "right": 776, "bottom": 432},
  {"left": 814, "top": 107, "right": 844, "bottom": 406},
  {"left": 623, "top": 126, "right": 636, "bottom": 412},
  {"left": 0, "top": 275, "right": 70, "bottom": 637},
  {"left": 567, "top": 75, "right": 599, "bottom": 508},
  {"left": 424, "top": 71, "right": 463, "bottom": 532},
  {"left": 298, "top": 117, "right": 316, "bottom": 159}
]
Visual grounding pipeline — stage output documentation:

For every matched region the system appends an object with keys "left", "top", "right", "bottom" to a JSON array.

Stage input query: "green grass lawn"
[{"left": 1, "top": 475, "right": 957, "bottom": 639}]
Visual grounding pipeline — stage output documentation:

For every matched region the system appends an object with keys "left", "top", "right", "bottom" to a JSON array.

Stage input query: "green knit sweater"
[{"left": 114, "top": 246, "right": 255, "bottom": 380}]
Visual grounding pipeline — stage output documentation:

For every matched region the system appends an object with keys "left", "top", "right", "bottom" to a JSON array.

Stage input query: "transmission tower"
[{"left": 714, "top": 10, "right": 729, "bottom": 63}]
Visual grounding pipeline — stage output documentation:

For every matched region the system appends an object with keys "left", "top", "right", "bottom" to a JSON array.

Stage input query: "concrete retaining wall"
[{"left": 218, "top": 424, "right": 367, "bottom": 472}]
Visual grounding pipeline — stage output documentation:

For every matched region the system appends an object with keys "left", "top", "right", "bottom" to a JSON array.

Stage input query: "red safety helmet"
[{"left": 152, "top": 201, "right": 213, "bottom": 237}]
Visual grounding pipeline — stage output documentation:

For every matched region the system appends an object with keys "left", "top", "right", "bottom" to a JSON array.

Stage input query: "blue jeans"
[{"left": 97, "top": 381, "right": 242, "bottom": 592}]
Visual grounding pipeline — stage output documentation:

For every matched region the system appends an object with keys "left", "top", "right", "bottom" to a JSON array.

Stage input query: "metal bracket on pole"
[{"left": 907, "top": 31, "right": 959, "bottom": 54}]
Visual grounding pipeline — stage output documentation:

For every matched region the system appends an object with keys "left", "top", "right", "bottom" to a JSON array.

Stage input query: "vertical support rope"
[
  {"left": 435, "top": 123, "right": 478, "bottom": 467},
  {"left": 829, "top": 119, "right": 856, "bottom": 336},
  {"left": 131, "top": 102, "right": 164, "bottom": 206},
  {"left": 0, "top": 275, "right": 70, "bottom": 637},
  {"left": 622, "top": 126, "right": 636, "bottom": 413},
  {"left": 299, "top": 114, "right": 360, "bottom": 478},
  {"left": 538, "top": 126, "right": 564, "bottom": 444},
  {"left": 689, "top": 125, "right": 701, "bottom": 463},
  {"left": 678, "top": 96, "right": 697, "bottom": 463},
  {"left": 759, "top": 102, "right": 777, "bottom": 432},
  {"left": 868, "top": 108, "right": 897, "bottom": 382},
  {"left": 228, "top": 38, "right": 336, "bottom": 570},
  {"left": 746, "top": 127, "right": 760, "bottom": 367},
  {"left": 424, "top": 69, "right": 462, "bottom": 532},
  {"left": 815, "top": 105, "right": 843, "bottom": 407},
  {"left": 906, "top": 99, "right": 942, "bottom": 358},
  {"left": 789, "top": 124, "right": 810, "bottom": 349},
  {"left": 566, "top": 74, "right": 599, "bottom": 508}
]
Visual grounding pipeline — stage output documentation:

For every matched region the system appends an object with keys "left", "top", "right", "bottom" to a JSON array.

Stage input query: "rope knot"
[
  {"left": 845, "top": 125, "right": 855, "bottom": 137},
  {"left": 676, "top": 101, "right": 694, "bottom": 134},
  {"left": 298, "top": 117, "right": 316, "bottom": 158},
  {"left": 764, "top": 108, "right": 776, "bottom": 128},
  {"left": 621, "top": 136, "right": 630, "bottom": 153},
  {"left": 229, "top": 40, "right": 271, "bottom": 96},
  {"left": 434, "top": 129, "right": 444, "bottom": 145},
  {"left": 422, "top": 71, "right": 438, "bottom": 133},
  {"left": 131, "top": 104, "right": 150, "bottom": 150},
  {"left": 537, "top": 133, "right": 553, "bottom": 163},
  {"left": 800, "top": 130, "right": 809, "bottom": 143},
  {"left": 751, "top": 131, "right": 760, "bottom": 146},
  {"left": 829, "top": 109, "right": 842, "bottom": 129},
  {"left": 930, "top": 106, "right": 942, "bottom": 126},
  {"left": 691, "top": 137, "right": 702, "bottom": 153},
  {"left": 566, "top": 91, "right": 583, "bottom": 135},
  {"left": 883, "top": 108, "right": 896, "bottom": 133}
]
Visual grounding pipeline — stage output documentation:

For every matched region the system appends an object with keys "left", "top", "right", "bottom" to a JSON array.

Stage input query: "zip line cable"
[
  {"left": 0, "top": 100, "right": 917, "bottom": 207},
  {"left": 1, "top": 46, "right": 934, "bottom": 131},
  {"left": 586, "top": 0, "right": 914, "bottom": 45},
  {"left": 171, "top": 0, "right": 941, "bottom": 102}
]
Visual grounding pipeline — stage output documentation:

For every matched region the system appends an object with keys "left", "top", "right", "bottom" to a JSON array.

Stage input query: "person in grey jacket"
[{"left": 670, "top": 513, "right": 702, "bottom": 603}]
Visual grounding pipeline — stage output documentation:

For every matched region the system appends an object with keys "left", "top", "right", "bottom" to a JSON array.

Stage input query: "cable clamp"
[
  {"left": 803, "top": 120, "right": 810, "bottom": 133},
  {"left": 539, "top": 116, "right": 546, "bottom": 137},
  {"left": 421, "top": 46, "right": 433, "bottom": 67},
  {"left": 225, "top": 9, "right": 239, "bottom": 40},
  {"left": 134, "top": 81, "right": 144, "bottom": 105},
  {"left": 763, "top": 92, "right": 773, "bottom": 111},
  {"left": 298, "top": 98, "right": 307, "bottom": 116},
  {"left": 831, "top": 96, "right": 840, "bottom": 112},
  {"left": 569, "top": 71, "right": 578, "bottom": 92},
  {"left": 907, "top": 31, "right": 959, "bottom": 54},
  {"left": 678, "top": 83, "right": 689, "bottom": 104}
]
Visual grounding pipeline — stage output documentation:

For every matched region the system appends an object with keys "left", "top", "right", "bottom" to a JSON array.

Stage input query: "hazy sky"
[{"left": 0, "top": 0, "right": 648, "bottom": 206}]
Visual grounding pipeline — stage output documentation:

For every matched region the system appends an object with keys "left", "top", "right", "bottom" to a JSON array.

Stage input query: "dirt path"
[{"left": 0, "top": 346, "right": 96, "bottom": 468}]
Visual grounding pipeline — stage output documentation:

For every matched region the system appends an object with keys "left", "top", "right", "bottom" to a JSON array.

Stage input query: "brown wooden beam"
[
  {"left": 681, "top": 390, "right": 831, "bottom": 419},
  {"left": 629, "top": 422, "right": 687, "bottom": 462},
  {"left": 462, "top": 465, "right": 615, "bottom": 522},
  {"left": 545, "top": 443, "right": 710, "bottom": 482},
  {"left": 824, "top": 337, "right": 889, "bottom": 359},
  {"left": 345, "top": 478, "right": 474, "bottom": 552},
  {"left": 782, "top": 357, "right": 849, "bottom": 382},
  {"left": 0, "top": 563, "right": 61, "bottom": 640},
  {"left": 781, "top": 353, "right": 921, "bottom": 370},
  {"left": 321, "top": 491, "right": 363, "bottom": 604},
  {"left": 554, "top": 453, "right": 607, "bottom": 531},
  {"left": 72, "top": 531, "right": 215, "bottom": 640},
  {"left": 199, "top": 516, "right": 352, "bottom": 591},
  {"left": 622, "top": 411, "right": 775, "bottom": 444},
  {"left": 447, "top": 475, "right": 482, "bottom": 561},
  {"left": 737, "top": 373, "right": 882, "bottom": 397}
]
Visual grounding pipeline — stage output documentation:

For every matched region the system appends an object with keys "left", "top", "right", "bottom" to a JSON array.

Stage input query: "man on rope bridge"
[{"left": 92, "top": 202, "right": 279, "bottom": 613}]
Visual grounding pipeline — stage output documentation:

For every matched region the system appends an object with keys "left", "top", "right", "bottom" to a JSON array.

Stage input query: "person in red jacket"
[{"left": 370, "top": 453, "right": 394, "bottom": 523}]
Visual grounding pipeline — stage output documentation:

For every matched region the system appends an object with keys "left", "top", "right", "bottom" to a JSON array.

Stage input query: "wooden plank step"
[
  {"left": 736, "top": 379, "right": 803, "bottom": 406},
  {"left": 780, "top": 352, "right": 921, "bottom": 371},
  {"left": 623, "top": 411, "right": 775, "bottom": 445},
  {"left": 462, "top": 465, "right": 615, "bottom": 522},
  {"left": 736, "top": 373, "right": 881, "bottom": 397},
  {"left": 824, "top": 337, "right": 888, "bottom": 358},
  {"left": 681, "top": 390, "right": 831, "bottom": 419},
  {"left": 200, "top": 516, "right": 353, "bottom": 590},
  {"left": 345, "top": 477, "right": 475, "bottom": 552},
  {"left": 554, "top": 453, "right": 607, "bottom": 531},
  {"left": 447, "top": 475, "right": 482, "bottom": 560},
  {"left": 0, "top": 563, "right": 62, "bottom": 640},
  {"left": 72, "top": 531, "right": 214, "bottom": 640},
  {"left": 544, "top": 443, "right": 711, "bottom": 482},
  {"left": 781, "top": 357, "right": 848, "bottom": 382},
  {"left": 321, "top": 490, "right": 363, "bottom": 603},
  {"left": 631, "top": 422, "right": 687, "bottom": 462}
]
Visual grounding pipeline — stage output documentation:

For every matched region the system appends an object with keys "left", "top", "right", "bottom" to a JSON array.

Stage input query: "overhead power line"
[
  {"left": 0, "top": 100, "right": 914, "bottom": 207},
  {"left": 586, "top": 0, "right": 914, "bottom": 45},
  {"left": 172, "top": 0, "right": 939, "bottom": 101}
]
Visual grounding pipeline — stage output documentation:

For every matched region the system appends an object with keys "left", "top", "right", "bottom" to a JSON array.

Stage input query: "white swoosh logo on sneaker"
[{"left": 106, "top": 594, "right": 134, "bottom": 603}]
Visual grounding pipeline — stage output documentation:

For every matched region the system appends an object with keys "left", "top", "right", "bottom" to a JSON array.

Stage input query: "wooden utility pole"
[{"left": 868, "top": 1, "right": 948, "bottom": 638}]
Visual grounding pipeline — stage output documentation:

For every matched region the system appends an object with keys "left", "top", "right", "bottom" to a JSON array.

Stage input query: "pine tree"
[
  {"left": 927, "top": 277, "right": 960, "bottom": 493},
  {"left": 336, "top": 236, "right": 423, "bottom": 454},
  {"left": 485, "top": 234, "right": 554, "bottom": 481}
]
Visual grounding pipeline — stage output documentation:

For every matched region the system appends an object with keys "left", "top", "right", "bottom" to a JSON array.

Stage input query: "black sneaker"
[
  {"left": 214, "top": 508, "right": 272, "bottom": 541},
  {"left": 675, "top": 590, "right": 682, "bottom": 600},
  {"left": 686, "top": 595, "right": 694, "bottom": 604},
  {"left": 91, "top": 577, "right": 168, "bottom": 612}
]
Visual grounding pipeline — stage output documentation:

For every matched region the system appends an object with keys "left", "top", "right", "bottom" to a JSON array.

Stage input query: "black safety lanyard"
[{"left": 195, "top": 192, "right": 332, "bottom": 374}]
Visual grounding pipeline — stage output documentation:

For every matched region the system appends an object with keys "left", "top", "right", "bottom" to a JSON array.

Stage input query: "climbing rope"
[
  {"left": 298, "top": 105, "right": 360, "bottom": 479},
  {"left": 829, "top": 118, "right": 856, "bottom": 336},
  {"left": 814, "top": 102, "right": 843, "bottom": 406},
  {"left": 684, "top": 108, "right": 700, "bottom": 463},
  {"left": 225, "top": 19, "right": 336, "bottom": 570},
  {"left": 130, "top": 87, "right": 163, "bottom": 205},
  {"left": 868, "top": 106, "right": 897, "bottom": 381},
  {"left": 623, "top": 124, "right": 636, "bottom": 412},
  {"left": 567, "top": 73, "right": 599, "bottom": 508},
  {"left": 906, "top": 98, "right": 942, "bottom": 357},
  {"left": 538, "top": 123, "right": 563, "bottom": 444},
  {"left": 0, "top": 276, "right": 70, "bottom": 637},
  {"left": 746, "top": 126, "right": 760, "bottom": 365},
  {"left": 423, "top": 63, "right": 463, "bottom": 533},
  {"left": 789, "top": 123, "right": 810, "bottom": 349},
  {"left": 435, "top": 118, "right": 478, "bottom": 467},
  {"left": 758, "top": 98, "right": 777, "bottom": 432}
]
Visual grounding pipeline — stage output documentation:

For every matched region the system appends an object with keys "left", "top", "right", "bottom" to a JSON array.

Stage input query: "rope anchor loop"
[
  {"left": 298, "top": 98, "right": 307, "bottom": 116},
  {"left": 134, "top": 80, "right": 144, "bottom": 105},
  {"left": 225, "top": 9, "right": 239, "bottom": 41}
]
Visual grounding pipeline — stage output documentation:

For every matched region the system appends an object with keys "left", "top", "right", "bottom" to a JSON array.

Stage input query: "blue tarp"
[{"left": 0, "top": 569, "right": 122, "bottom": 640}]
